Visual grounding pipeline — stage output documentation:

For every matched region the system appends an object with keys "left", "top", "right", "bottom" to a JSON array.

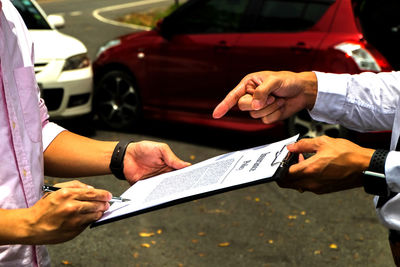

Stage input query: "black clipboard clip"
[
  {"left": 272, "top": 151, "right": 298, "bottom": 181},
  {"left": 272, "top": 134, "right": 316, "bottom": 180}
]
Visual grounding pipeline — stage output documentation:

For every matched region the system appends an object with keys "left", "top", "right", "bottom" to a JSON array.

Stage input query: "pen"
[
  {"left": 42, "top": 185, "right": 131, "bottom": 203},
  {"left": 363, "top": 170, "right": 386, "bottom": 179}
]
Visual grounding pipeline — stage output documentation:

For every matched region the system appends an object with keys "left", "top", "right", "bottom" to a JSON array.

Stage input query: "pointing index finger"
[{"left": 213, "top": 82, "right": 246, "bottom": 119}]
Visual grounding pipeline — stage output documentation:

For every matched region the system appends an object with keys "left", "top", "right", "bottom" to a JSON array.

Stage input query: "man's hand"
[
  {"left": 123, "top": 141, "right": 191, "bottom": 184},
  {"left": 212, "top": 71, "right": 318, "bottom": 124},
  {"left": 25, "top": 180, "right": 111, "bottom": 244},
  {"left": 278, "top": 136, "right": 374, "bottom": 194}
]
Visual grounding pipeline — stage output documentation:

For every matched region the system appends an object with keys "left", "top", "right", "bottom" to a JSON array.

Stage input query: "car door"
[
  {"left": 146, "top": 0, "right": 251, "bottom": 115},
  {"left": 229, "top": 0, "right": 335, "bottom": 85}
]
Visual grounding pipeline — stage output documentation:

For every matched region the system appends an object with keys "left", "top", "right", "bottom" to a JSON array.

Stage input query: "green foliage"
[{"left": 120, "top": 3, "right": 181, "bottom": 28}]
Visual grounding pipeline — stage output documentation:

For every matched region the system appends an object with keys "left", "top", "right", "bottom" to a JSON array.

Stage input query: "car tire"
[
  {"left": 94, "top": 70, "right": 142, "bottom": 130},
  {"left": 287, "top": 110, "right": 349, "bottom": 138}
]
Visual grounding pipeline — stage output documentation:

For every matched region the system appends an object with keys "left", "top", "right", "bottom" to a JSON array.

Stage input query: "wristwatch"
[
  {"left": 363, "top": 149, "right": 390, "bottom": 196},
  {"left": 109, "top": 139, "right": 134, "bottom": 180}
]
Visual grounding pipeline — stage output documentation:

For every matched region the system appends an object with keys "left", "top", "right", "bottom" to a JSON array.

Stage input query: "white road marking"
[
  {"left": 70, "top": 11, "right": 82, "bottom": 16},
  {"left": 92, "top": 0, "right": 171, "bottom": 30}
]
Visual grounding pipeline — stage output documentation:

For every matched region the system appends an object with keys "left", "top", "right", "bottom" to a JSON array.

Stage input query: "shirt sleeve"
[
  {"left": 310, "top": 71, "right": 400, "bottom": 132},
  {"left": 39, "top": 96, "right": 66, "bottom": 151},
  {"left": 376, "top": 193, "right": 400, "bottom": 231}
]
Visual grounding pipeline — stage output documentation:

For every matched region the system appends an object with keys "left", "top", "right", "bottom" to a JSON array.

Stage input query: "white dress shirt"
[{"left": 312, "top": 71, "right": 400, "bottom": 231}]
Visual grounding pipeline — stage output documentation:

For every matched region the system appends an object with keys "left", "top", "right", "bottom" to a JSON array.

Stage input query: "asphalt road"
[{"left": 36, "top": 0, "right": 394, "bottom": 266}]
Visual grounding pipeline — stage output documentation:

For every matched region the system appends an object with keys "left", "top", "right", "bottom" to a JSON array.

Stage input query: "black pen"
[{"left": 42, "top": 185, "right": 131, "bottom": 203}]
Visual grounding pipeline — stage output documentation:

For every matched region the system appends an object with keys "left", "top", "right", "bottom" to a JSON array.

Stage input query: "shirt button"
[
  {"left": 23, "top": 169, "right": 27, "bottom": 177},
  {"left": 12, "top": 121, "right": 16, "bottom": 129}
]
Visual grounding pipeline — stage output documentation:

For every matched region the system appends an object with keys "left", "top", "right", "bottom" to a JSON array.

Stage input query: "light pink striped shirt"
[{"left": 0, "top": 0, "right": 64, "bottom": 266}]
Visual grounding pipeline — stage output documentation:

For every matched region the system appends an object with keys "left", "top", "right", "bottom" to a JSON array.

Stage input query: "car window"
[
  {"left": 11, "top": 0, "right": 51, "bottom": 30},
  {"left": 173, "top": 0, "right": 250, "bottom": 34},
  {"left": 251, "top": 0, "right": 333, "bottom": 32},
  {"left": 353, "top": 0, "right": 400, "bottom": 70}
]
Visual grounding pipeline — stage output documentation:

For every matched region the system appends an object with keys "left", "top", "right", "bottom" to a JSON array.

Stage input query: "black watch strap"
[
  {"left": 109, "top": 140, "right": 134, "bottom": 180},
  {"left": 363, "top": 149, "right": 389, "bottom": 196}
]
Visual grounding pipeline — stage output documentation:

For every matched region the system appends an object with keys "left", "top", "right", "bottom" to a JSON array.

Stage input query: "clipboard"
[{"left": 92, "top": 135, "right": 299, "bottom": 227}]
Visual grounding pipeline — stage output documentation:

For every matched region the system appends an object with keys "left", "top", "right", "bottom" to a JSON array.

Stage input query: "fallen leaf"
[
  {"left": 314, "top": 250, "right": 322, "bottom": 255},
  {"left": 151, "top": 241, "right": 156, "bottom": 245},
  {"left": 139, "top": 232, "right": 155, "bottom": 237},
  {"left": 198, "top": 253, "right": 205, "bottom": 257},
  {"left": 157, "top": 229, "right": 163, "bottom": 235},
  {"left": 141, "top": 243, "right": 151, "bottom": 248},
  {"left": 305, "top": 219, "right": 311, "bottom": 224},
  {"left": 198, "top": 232, "right": 206, "bottom": 236},
  {"left": 133, "top": 252, "right": 139, "bottom": 259},
  {"left": 254, "top": 197, "right": 260, "bottom": 202},
  {"left": 61, "top": 260, "right": 71, "bottom": 265},
  {"left": 329, "top": 243, "right": 338, "bottom": 250},
  {"left": 268, "top": 240, "right": 274, "bottom": 244},
  {"left": 218, "top": 242, "right": 230, "bottom": 247},
  {"left": 190, "top": 155, "right": 196, "bottom": 160},
  {"left": 300, "top": 211, "right": 306, "bottom": 215},
  {"left": 248, "top": 248, "right": 254, "bottom": 253},
  {"left": 287, "top": 215, "right": 297, "bottom": 220},
  {"left": 192, "top": 239, "right": 199, "bottom": 244}
]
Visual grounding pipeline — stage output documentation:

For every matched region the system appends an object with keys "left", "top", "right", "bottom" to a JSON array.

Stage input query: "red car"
[{"left": 93, "top": 0, "right": 396, "bottom": 137}]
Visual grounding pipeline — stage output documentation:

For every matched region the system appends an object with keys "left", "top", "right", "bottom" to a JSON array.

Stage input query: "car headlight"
[
  {"left": 96, "top": 39, "right": 121, "bottom": 58},
  {"left": 63, "top": 53, "right": 90, "bottom": 71}
]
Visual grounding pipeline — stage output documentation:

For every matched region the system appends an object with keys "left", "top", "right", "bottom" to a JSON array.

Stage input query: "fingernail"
[{"left": 87, "top": 185, "right": 94, "bottom": 189}]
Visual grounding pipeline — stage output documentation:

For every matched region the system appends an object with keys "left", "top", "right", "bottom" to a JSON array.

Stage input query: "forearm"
[
  {"left": 311, "top": 71, "right": 399, "bottom": 132},
  {"left": 44, "top": 131, "right": 117, "bottom": 177},
  {"left": 0, "top": 209, "right": 31, "bottom": 245}
]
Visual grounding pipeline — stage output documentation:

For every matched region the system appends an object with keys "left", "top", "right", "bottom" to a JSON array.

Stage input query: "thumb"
[
  {"left": 161, "top": 145, "right": 191, "bottom": 170},
  {"left": 287, "top": 138, "right": 318, "bottom": 154}
]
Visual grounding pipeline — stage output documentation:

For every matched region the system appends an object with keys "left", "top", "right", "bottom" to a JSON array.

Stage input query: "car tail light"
[{"left": 334, "top": 42, "right": 391, "bottom": 72}]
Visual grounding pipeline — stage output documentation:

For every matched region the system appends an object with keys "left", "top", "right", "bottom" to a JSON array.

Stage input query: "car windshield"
[{"left": 11, "top": 0, "right": 51, "bottom": 30}]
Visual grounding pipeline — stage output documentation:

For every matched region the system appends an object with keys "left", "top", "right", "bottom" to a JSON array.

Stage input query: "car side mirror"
[
  {"left": 47, "top": 14, "right": 65, "bottom": 29},
  {"left": 157, "top": 18, "right": 174, "bottom": 40}
]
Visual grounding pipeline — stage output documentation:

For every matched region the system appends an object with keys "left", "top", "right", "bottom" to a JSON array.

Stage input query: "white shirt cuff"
[
  {"left": 309, "top": 72, "right": 349, "bottom": 124},
  {"left": 386, "top": 151, "right": 400, "bottom": 192}
]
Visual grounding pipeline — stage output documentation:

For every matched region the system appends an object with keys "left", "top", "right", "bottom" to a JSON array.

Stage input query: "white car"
[{"left": 12, "top": 0, "right": 93, "bottom": 119}]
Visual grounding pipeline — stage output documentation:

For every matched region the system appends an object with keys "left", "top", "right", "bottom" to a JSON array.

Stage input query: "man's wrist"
[
  {"left": 109, "top": 140, "right": 135, "bottom": 180},
  {"left": 0, "top": 208, "right": 33, "bottom": 245},
  {"left": 363, "top": 149, "right": 390, "bottom": 196},
  {"left": 300, "top": 71, "right": 318, "bottom": 110}
]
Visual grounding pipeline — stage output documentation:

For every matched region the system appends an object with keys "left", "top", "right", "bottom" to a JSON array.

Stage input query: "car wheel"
[
  {"left": 287, "top": 110, "right": 349, "bottom": 138},
  {"left": 94, "top": 70, "right": 141, "bottom": 130}
]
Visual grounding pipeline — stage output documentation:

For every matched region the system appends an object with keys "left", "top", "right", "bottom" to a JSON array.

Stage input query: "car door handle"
[
  {"left": 215, "top": 40, "right": 231, "bottom": 51},
  {"left": 291, "top": 42, "right": 312, "bottom": 53}
]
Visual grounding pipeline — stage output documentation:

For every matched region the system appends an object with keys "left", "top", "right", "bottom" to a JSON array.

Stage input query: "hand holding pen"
[
  {"left": 24, "top": 180, "right": 114, "bottom": 244},
  {"left": 42, "top": 185, "right": 131, "bottom": 203}
]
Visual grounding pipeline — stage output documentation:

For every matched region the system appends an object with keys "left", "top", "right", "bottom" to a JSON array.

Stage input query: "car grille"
[{"left": 42, "top": 88, "right": 63, "bottom": 111}]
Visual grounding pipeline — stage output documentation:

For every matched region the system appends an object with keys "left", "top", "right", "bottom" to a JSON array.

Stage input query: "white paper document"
[{"left": 93, "top": 135, "right": 299, "bottom": 226}]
